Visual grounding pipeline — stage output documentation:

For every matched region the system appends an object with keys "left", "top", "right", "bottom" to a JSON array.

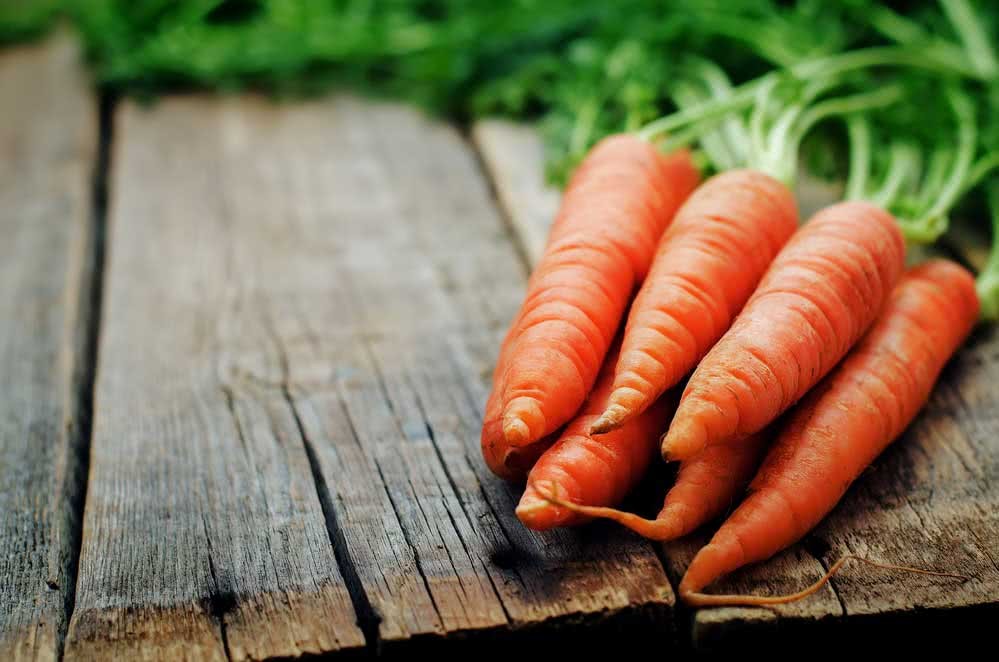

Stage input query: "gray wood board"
[
  {"left": 64, "top": 98, "right": 366, "bottom": 662},
  {"left": 0, "top": 34, "right": 97, "bottom": 662},
  {"left": 66, "top": 96, "right": 675, "bottom": 658}
]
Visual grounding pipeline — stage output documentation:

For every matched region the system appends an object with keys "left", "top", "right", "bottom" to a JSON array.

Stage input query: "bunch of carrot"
[{"left": 480, "top": 23, "right": 994, "bottom": 603}]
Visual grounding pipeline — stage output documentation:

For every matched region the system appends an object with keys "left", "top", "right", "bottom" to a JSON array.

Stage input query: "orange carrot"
[
  {"left": 537, "top": 430, "right": 769, "bottom": 539},
  {"left": 590, "top": 169, "right": 798, "bottom": 434},
  {"left": 679, "top": 260, "right": 979, "bottom": 606},
  {"left": 661, "top": 201, "right": 905, "bottom": 461},
  {"left": 515, "top": 342, "right": 677, "bottom": 529},
  {"left": 481, "top": 135, "right": 698, "bottom": 478}
]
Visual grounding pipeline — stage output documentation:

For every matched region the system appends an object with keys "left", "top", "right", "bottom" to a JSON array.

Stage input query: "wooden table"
[{"left": 2, "top": 35, "right": 997, "bottom": 660}]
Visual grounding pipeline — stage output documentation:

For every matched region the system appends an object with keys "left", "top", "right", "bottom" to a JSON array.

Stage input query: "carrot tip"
[
  {"left": 590, "top": 405, "right": 628, "bottom": 435},
  {"left": 518, "top": 482, "right": 574, "bottom": 530},
  {"left": 503, "top": 417, "right": 531, "bottom": 447},
  {"left": 515, "top": 494, "right": 550, "bottom": 525},
  {"left": 660, "top": 417, "right": 706, "bottom": 462}
]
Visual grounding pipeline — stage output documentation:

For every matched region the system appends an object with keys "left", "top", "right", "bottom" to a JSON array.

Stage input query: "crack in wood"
[
  {"left": 282, "top": 389, "right": 384, "bottom": 653},
  {"left": 58, "top": 88, "right": 114, "bottom": 662},
  {"left": 200, "top": 514, "right": 234, "bottom": 662}
]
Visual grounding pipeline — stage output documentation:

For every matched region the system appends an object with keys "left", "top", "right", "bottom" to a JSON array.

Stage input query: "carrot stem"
[
  {"left": 977, "top": 182, "right": 999, "bottom": 321},
  {"left": 844, "top": 115, "right": 872, "bottom": 201},
  {"left": 779, "top": 85, "right": 904, "bottom": 179},
  {"left": 871, "top": 141, "right": 920, "bottom": 209},
  {"left": 673, "top": 82, "right": 736, "bottom": 171},
  {"left": 940, "top": 0, "right": 999, "bottom": 79},
  {"left": 865, "top": 5, "right": 977, "bottom": 74},
  {"left": 918, "top": 88, "right": 976, "bottom": 222},
  {"left": 963, "top": 152, "right": 999, "bottom": 196}
]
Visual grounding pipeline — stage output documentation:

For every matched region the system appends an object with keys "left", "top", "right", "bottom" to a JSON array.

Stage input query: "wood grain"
[
  {"left": 65, "top": 96, "right": 676, "bottom": 657},
  {"left": 229, "top": 97, "right": 677, "bottom": 648},
  {"left": 64, "top": 98, "right": 365, "bottom": 661},
  {"left": 0, "top": 34, "right": 96, "bottom": 662}
]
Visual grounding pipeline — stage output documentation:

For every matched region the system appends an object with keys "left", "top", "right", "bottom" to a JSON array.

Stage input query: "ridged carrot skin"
[
  {"left": 680, "top": 260, "right": 979, "bottom": 605},
  {"left": 481, "top": 135, "right": 698, "bottom": 478},
  {"left": 529, "top": 430, "right": 769, "bottom": 538},
  {"left": 661, "top": 201, "right": 906, "bottom": 461},
  {"left": 516, "top": 343, "right": 677, "bottom": 529},
  {"left": 591, "top": 170, "right": 799, "bottom": 434},
  {"left": 650, "top": 432, "right": 770, "bottom": 539}
]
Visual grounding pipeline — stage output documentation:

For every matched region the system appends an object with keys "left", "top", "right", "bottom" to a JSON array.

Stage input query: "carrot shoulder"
[
  {"left": 516, "top": 341, "right": 675, "bottom": 529},
  {"left": 481, "top": 134, "right": 698, "bottom": 479},
  {"left": 661, "top": 200, "right": 906, "bottom": 461},
  {"left": 591, "top": 169, "right": 798, "bottom": 434},
  {"left": 679, "top": 259, "right": 979, "bottom": 605}
]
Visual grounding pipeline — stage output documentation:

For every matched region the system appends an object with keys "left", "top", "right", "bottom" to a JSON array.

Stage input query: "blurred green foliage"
[
  {"left": 0, "top": 0, "right": 994, "bottom": 185},
  {"left": 0, "top": 0, "right": 58, "bottom": 44},
  {"left": 0, "top": 0, "right": 868, "bottom": 179}
]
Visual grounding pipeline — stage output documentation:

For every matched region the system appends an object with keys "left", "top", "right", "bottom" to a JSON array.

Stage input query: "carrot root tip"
[
  {"left": 661, "top": 417, "right": 707, "bottom": 462},
  {"left": 515, "top": 494, "right": 555, "bottom": 529},
  {"left": 502, "top": 416, "right": 531, "bottom": 447},
  {"left": 590, "top": 404, "right": 629, "bottom": 435}
]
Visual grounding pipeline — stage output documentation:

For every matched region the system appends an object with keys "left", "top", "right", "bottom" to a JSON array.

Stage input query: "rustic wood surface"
[
  {"left": 64, "top": 98, "right": 366, "bottom": 661},
  {"left": 1, "top": 37, "right": 997, "bottom": 659},
  {"left": 0, "top": 34, "right": 96, "bottom": 662},
  {"left": 63, "top": 95, "right": 674, "bottom": 659}
]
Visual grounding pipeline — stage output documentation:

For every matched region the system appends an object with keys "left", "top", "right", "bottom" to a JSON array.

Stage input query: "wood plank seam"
[
  {"left": 463, "top": 131, "right": 534, "bottom": 279},
  {"left": 0, "top": 33, "right": 100, "bottom": 662},
  {"left": 277, "top": 324, "right": 460, "bottom": 646},
  {"left": 200, "top": 513, "right": 234, "bottom": 661},
  {"left": 267, "top": 320, "right": 386, "bottom": 652},
  {"left": 404, "top": 356, "right": 524, "bottom": 626},
  {"left": 405, "top": 376, "right": 516, "bottom": 614},
  {"left": 57, "top": 90, "right": 114, "bottom": 662},
  {"left": 284, "top": 391, "right": 385, "bottom": 649},
  {"left": 66, "top": 97, "right": 366, "bottom": 660},
  {"left": 363, "top": 340, "right": 517, "bottom": 636}
]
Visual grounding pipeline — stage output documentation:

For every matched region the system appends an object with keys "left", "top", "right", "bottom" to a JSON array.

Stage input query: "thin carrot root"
[
  {"left": 533, "top": 480, "right": 679, "bottom": 540},
  {"left": 681, "top": 554, "right": 971, "bottom": 607}
]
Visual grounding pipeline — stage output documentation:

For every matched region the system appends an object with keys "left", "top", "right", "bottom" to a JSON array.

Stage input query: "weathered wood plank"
[
  {"left": 0, "top": 34, "right": 97, "bottom": 662},
  {"left": 471, "top": 120, "right": 560, "bottom": 266},
  {"left": 216, "top": 98, "right": 677, "bottom": 648},
  {"left": 67, "top": 96, "right": 675, "bottom": 657},
  {"left": 64, "top": 98, "right": 365, "bottom": 661}
]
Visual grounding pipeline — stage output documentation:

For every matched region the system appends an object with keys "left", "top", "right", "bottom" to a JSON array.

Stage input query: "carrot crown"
[{"left": 844, "top": 85, "right": 977, "bottom": 245}]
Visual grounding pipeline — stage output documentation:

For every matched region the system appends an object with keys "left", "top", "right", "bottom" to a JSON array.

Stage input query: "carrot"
[
  {"left": 536, "top": 430, "right": 770, "bottom": 539},
  {"left": 481, "top": 134, "right": 698, "bottom": 478},
  {"left": 660, "top": 200, "right": 906, "bottom": 461},
  {"left": 590, "top": 169, "right": 798, "bottom": 434},
  {"left": 515, "top": 341, "right": 677, "bottom": 530},
  {"left": 679, "top": 259, "right": 979, "bottom": 606}
]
